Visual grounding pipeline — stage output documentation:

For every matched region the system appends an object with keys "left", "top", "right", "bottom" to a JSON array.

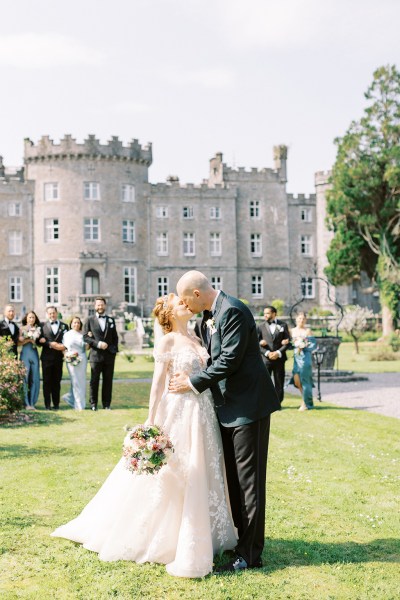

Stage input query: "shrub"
[
  {"left": 369, "top": 346, "right": 400, "bottom": 361},
  {"left": 389, "top": 332, "right": 400, "bottom": 352},
  {"left": 0, "top": 338, "right": 26, "bottom": 413}
]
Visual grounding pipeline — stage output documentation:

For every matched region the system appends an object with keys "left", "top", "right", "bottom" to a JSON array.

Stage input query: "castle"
[{"left": 0, "top": 134, "right": 378, "bottom": 318}]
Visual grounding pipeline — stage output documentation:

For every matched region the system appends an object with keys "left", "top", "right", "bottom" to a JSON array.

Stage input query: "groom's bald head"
[{"left": 177, "top": 270, "right": 216, "bottom": 313}]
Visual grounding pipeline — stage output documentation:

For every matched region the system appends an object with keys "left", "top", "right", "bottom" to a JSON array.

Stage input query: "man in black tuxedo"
[
  {"left": 170, "top": 271, "right": 280, "bottom": 572},
  {"left": 38, "top": 306, "right": 68, "bottom": 410},
  {"left": 83, "top": 297, "right": 119, "bottom": 411},
  {"left": 258, "top": 305, "right": 290, "bottom": 405},
  {"left": 0, "top": 304, "right": 20, "bottom": 357}
]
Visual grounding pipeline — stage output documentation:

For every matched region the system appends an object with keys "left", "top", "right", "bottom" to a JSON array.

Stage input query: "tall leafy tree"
[{"left": 325, "top": 65, "right": 400, "bottom": 335}]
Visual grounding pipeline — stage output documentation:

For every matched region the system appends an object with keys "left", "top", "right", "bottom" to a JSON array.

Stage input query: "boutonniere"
[
  {"left": 206, "top": 318, "right": 217, "bottom": 335},
  {"left": 276, "top": 325, "right": 284, "bottom": 333},
  {"left": 87, "top": 331, "right": 93, "bottom": 337}
]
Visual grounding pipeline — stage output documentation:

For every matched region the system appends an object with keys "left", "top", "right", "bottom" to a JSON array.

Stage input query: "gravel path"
[{"left": 287, "top": 372, "right": 400, "bottom": 419}]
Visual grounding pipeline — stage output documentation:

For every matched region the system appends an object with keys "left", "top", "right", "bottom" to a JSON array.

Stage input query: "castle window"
[
  {"left": 84, "top": 269, "right": 99, "bottom": 295},
  {"left": 158, "top": 276, "right": 169, "bottom": 297},
  {"left": 156, "top": 233, "right": 168, "bottom": 256},
  {"left": 300, "top": 235, "right": 313, "bottom": 256},
  {"left": 84, "top": 218, "right": 100, "bottom": 241},
  {"left": 211, "top": 276, "right": 223, "bottom": 290},
  {"left": 209, "top": 233, "right": 222, "bottom": 256},
  {"left": 156, "top": 206, "right": 168, "bottom": 218},
  {"left": 301, "top": 208, "right": 312, "bottom": 222},
  {"left": 44, "top": 183, "right": 59, "bottom": 201},
  {"left": 183, "top": 206, "right": 194, "bottom": 219},
  {"left": 8, "top": 231, "right": 22, "bottom": 255},
  {"left": 8, "top": 202, "right": 22, "bottom": 216},
  {"left": 46, "top": 267, "right": 59, "bottom": 304},
  {"left": 45, "top": 218, "right": 59, "bottom": 242},
  {"left": 251, "top": 275, "right": 263, "bottom": 298},
  {"left": 210, "top": 207, "right": 221, "bottom": 219},
  {"left": 9, "top": 276, "right": 23, "bottom": 302},
  {"left": 123, "top": 266, "right": 137, "bottom": 304},
  {"left": 249, "top": 200, "right": 260, "bottom": 219},
  {"left": 250, "top": 233, "right": 262, "bottom": 257},
  {"left": 301, "top": 277, "right": 315, "bottom": 299},
  {"left": 121, "top": 184, "right": 135, "bottom": 202},
  {"left": 183, "top": 232, "right": 195, "bottom": 256},
  {"left": 122, "top": 220, "right": 135, "bottom": 243},
  {"left": 84, "top": 182, "right": 100, "bottom": 200}
]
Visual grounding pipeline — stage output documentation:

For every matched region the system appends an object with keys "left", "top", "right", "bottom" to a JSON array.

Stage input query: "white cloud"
[
  {"left": 0, "top": 33, "right": 106, "bottom": 68},
  {"left": 164, "top": 67, "right": 235, "bottom": 89}
]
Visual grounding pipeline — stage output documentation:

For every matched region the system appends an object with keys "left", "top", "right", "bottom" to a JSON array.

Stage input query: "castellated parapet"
[
  {"left": 314, "top": 170, "right": 332, "bottom": 186},
  {"left": 24, "top": 134, "right": 152, "bottom": 166}
]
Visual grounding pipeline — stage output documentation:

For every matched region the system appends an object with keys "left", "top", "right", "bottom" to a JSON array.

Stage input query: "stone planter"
[{"left": 313, "top": 336, "right": 341, "bottom": 369}]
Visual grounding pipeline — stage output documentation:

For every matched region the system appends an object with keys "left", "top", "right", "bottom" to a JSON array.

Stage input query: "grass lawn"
[{"left": 1, "top": 381, "right": 399, "bottom": 599}]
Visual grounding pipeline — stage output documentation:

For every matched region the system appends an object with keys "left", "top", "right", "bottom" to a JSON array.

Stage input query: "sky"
[{"left": 0, "top": 0, "right": 399, "bottom": 194}]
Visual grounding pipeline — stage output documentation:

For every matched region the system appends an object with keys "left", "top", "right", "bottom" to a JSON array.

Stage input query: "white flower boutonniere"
[
  {"left": 276, "top": 325, "right": 284, "bottom": 334},
  {"left": 206, "top": 318, "right": 217, "bottom": 335}
]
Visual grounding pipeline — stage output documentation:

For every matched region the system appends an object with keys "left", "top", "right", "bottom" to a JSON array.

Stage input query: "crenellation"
[{"left": 24, "top": 134, "right": 153, "bottom": 166}]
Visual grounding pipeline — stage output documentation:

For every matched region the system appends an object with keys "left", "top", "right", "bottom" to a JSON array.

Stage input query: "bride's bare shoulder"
[{"left": 155, "top": 333, "right": 174, "bottom": 353}]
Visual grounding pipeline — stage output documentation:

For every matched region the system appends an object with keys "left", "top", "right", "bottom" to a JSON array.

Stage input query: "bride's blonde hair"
[{"left": 153, "top": 293, "right": 175, "bottom": 333}]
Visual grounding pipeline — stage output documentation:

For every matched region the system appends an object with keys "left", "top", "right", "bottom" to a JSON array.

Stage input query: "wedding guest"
[
  {"left": 62, "top": 316, "right": 87, "bottom": 411},
  {"left": 290, "top": 312, "right": 317, "bottom": 411},
  {"left": 38, "top": 306, "right": 68, "bottom": 410},
  {"left": 0, "top": 304, "right": 20, "bottom": 357},
  {"left": 257, "top": 305, "right": 290, "bottom": 405},
  {"left": 19, "top": 311, "right": 41, "bottom": 409},
  {"left": 83, "top": 297, "right": 119, "bottom": 411}
]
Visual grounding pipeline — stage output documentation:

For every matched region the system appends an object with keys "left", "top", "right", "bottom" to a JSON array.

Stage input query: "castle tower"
[
  {"left": 24, "top": 135, "right": 152, "bottom": 316},
  {"left": 273, "top": 145, "right": 288, "bottom": 183}
]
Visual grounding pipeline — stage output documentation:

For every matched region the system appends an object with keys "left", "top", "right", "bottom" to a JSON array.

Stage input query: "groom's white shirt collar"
[{"left": 210, "top": 290, "right": 221, "bottom": 314}]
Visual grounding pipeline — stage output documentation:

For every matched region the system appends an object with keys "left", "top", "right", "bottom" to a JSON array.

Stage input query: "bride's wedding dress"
[{"left": 51, "top": 346, "right": 237, "bottom": 578}]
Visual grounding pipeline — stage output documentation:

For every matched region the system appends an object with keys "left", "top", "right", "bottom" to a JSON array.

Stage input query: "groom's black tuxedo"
[
  {"left": 83, "top": 314, "right": 119, "bottom": 409},
  {"left": 0, "top": 319, "right": 20, "bottom": 357},
  {"left": 190, "top": 291, "right": 280, "bottom": 567},
  {"left": 257, "top": 318, "right": 290, "bottom": 404}
]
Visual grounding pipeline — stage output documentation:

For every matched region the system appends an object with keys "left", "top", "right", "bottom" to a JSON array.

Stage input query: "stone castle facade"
[{"left": 0, "top": 135, "right": 378, "bottom": 319}]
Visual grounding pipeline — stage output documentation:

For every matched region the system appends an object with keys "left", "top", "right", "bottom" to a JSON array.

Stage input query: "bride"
[{"left": 51, "top": 293, "right": 237, "bottom": 578}]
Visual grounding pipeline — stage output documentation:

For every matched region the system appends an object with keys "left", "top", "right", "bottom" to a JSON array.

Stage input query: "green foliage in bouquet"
[{"left": 0, "top": 337, "right": 26, "bottom": 413}]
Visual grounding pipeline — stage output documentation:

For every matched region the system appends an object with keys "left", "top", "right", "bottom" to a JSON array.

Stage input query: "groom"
[{"left": 169, "top": 271, "right": 280, "bottom": 572}]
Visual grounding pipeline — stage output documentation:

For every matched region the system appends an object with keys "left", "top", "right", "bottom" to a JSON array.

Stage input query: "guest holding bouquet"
[
  {"left": 290, "top": 312, "right": 317, "bottom": 411},
  {"left": 19, "top": 311, "right": 41, "bottom": 409},
  {"left": 62, "top": 316, "right": 87, "bottom": 411}
]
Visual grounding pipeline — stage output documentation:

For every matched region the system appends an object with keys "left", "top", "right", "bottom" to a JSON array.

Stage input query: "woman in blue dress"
[
  {"left": 62, "top": 316, "right": 87, "bottom": 410},
  {"left": 290, "top": 312, "right": 317, "bottom": 411},
  {"left": 19, "top": 311, "right": 42, "bottom": 409}
]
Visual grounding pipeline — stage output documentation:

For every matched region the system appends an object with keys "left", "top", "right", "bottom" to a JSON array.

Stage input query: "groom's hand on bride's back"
[{"left": 168, "top": 373, "right": 191, "bottom": 394}]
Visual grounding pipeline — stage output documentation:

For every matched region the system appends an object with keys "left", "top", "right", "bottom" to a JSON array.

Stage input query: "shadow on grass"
[
  {"left": 214, "top": 537, "right": 399, "bottom": 575},
  {"left": 0, "top": 410, "right": 73, "bottom": 429},
  {"left": 0, "top": 444, "right": 71, "bottom": 459}
]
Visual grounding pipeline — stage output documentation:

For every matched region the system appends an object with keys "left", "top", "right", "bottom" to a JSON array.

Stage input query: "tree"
[
  {"left": 325, "top": 65, "right": 400, "bottom": 336},
  {"left": 332, "top": 305, "right": 374, "bottom": 354}
]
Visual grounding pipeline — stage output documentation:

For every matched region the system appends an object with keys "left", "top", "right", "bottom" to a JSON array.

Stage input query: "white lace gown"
[{"left": 51, "top": 347, "right": 237, "bottom": 578}]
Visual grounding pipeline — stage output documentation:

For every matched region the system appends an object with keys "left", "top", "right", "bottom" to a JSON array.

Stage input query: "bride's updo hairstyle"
[{"left": 153, "top": 293, "right": 175, "bottom": 333}]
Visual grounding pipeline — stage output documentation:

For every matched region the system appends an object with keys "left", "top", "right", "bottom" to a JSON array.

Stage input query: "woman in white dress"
[
  {"left": 51, "top": 294, "right": 237, "bottom": 578},
  {"left": 62, "top": 316, "right": 87, "bottom": 411}
]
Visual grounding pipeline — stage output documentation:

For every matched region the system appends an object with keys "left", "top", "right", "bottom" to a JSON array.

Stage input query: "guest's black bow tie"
[
  {"left": 98, "top": 315, "right": 106, "bottom": 319},
  {"left": 50, "top": 321, "right": 58, "bottom": 325}
]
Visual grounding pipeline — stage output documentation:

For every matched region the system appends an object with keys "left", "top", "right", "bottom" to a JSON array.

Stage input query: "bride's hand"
[{"left": 168, "top": 373, "right": 191, "bottom": 394}]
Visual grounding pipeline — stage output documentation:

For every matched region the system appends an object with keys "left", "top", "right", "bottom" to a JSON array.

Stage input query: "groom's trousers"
[{"left": 219, "top": 415, "right": 271, "bottom": 566}]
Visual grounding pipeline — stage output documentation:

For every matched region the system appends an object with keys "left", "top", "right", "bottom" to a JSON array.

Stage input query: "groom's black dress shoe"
[{"left": 215, "top": 555, "right": 262, "bottom": 573}]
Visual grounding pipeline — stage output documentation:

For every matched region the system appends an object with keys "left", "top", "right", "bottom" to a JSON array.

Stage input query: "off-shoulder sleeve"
[{"left": 153, "top": 350, "right": 173, "bottom": 363}]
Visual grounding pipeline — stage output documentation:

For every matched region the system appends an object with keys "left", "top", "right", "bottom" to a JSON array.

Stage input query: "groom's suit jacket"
[
  {"left": 38, "top": 321, "right": 68, "bottom": 364},
  {"left": 190, "top": 292, "right": 280, "bottom": 427},
  {"left": 83, "top": 315, "right": 119, "bottom": 364}
]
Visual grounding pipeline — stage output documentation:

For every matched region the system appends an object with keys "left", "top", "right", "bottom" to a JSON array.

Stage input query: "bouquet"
[
  {"left": 22, "top": 326, "right": 41, "bottom": 341},
  {"left": 65, "top": 351, "right": 81, "bottom": 366},
  {"left": 293, "top": 337, "right": 309, "bottom": 354},
  {"left": 122, "top": 424, "right": 174, "bottom": 475}
]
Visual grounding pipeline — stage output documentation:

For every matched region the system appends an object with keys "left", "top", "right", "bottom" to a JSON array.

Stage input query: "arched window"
[{"left": 84, "top": 269, "right": 100, "bottom": 294}]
